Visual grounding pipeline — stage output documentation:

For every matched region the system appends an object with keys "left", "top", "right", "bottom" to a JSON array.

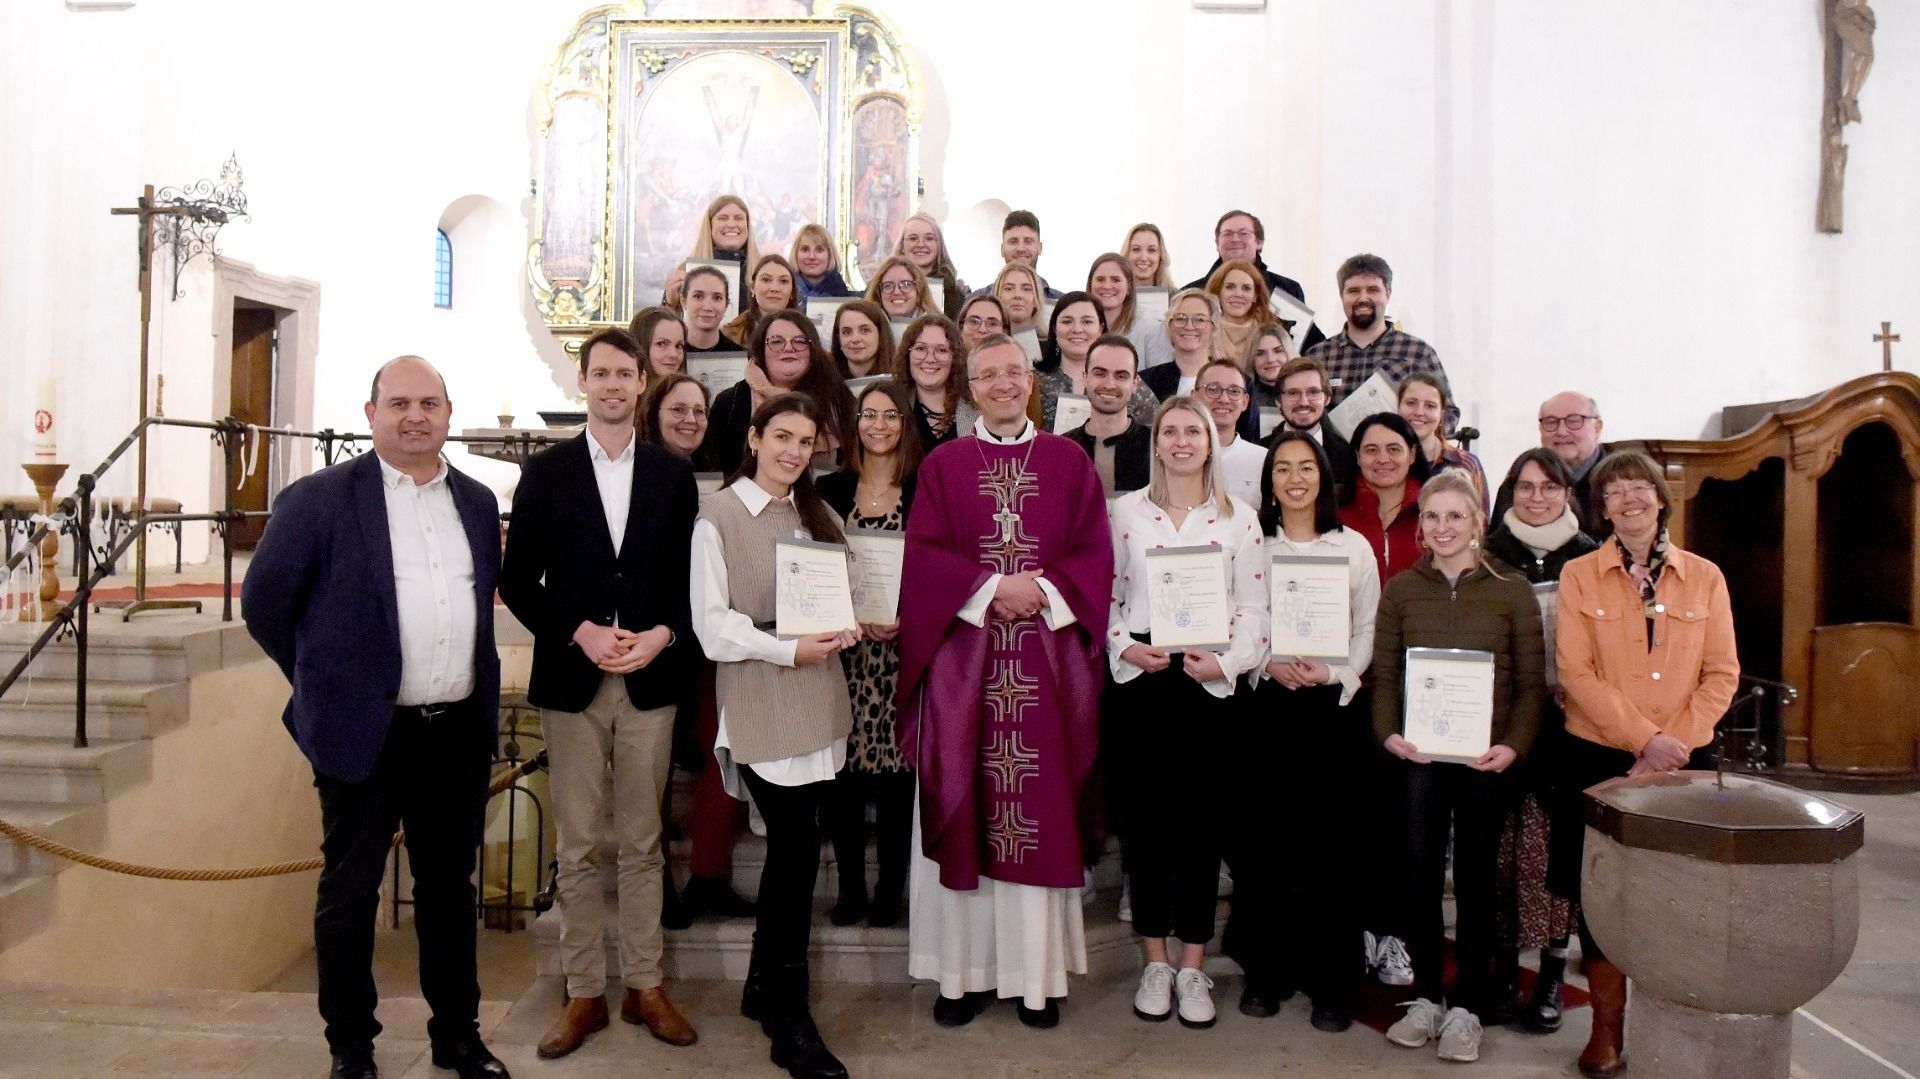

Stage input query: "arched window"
[{"left": 434, "top": 229, "right": 453, "bottom": 308}]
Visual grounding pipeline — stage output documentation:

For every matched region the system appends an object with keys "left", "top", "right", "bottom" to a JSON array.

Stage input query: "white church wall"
[{"left": 3, "top": 0, "right": 1916, "bottom": 572}]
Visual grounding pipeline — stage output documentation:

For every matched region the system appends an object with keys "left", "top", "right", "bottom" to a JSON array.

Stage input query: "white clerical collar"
[
  {"left": 587, "top": 427, "right": 636, "bottom": 464},
  {"left": 376, "top": 453, "right": 449, "bottom": 490},
  {"left": 972, "top": 417, "right": 1036, "bottom": 445},
  {"left": 729, "top": 475, "right": 795, "bottom": 516}
]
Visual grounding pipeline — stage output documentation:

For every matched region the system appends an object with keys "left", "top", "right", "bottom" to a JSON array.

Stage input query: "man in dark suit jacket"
[
  {"left": 499, "top": 329, "right": 701, "bottom": 1057},
  {"left": 1063, "top": 334, "right": 1152, "bottom": 495},
  {"left": 242, "top": 356, "right": 509, "bottom": 1079},
  {"left": 1183, "top": 209, "right": 1328, "bottom": 353}
]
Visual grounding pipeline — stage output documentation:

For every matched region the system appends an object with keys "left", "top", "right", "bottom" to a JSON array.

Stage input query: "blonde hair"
[
  {"left": 1122, "top": 223, "right": 1175, "bottom": 289},
  {"left": 1418, "top": 470, "right": 1504, "bottom": 576},
  {"left": 993, "top": 262, "right": 1044, "bottom": 325},
  {"left": 789, "top": 223, "right": 840, "bottom": 276},
  {"left": 687, "top": 194, "right": 764, "bottom": 267},
  {"left": 894, "top": 212, "right": 960, "bottom": 281},
  {"left": 1146, "top": 395, "right": 1234, "bottom": 519}
]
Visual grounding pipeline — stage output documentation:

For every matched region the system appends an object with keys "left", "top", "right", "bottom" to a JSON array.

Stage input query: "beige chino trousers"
[{"left": 546, "top": 673, "right": 676, "bottom": 997}]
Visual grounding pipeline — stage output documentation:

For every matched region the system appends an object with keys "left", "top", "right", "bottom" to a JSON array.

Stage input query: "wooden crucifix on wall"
[
  {"left": 1879, "top": 322, "right": 1902, "bottom": 371},
  {"left": 1817, "top": 0, "right": 1876, "bottom": 233}
]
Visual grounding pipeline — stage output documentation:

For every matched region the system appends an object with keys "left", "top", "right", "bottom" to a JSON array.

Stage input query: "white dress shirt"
[
  {"left": 955, "top": 418, "right": 1076, "bottom": 631},
  {"left": 587, "top": 427, "right": 635, "bottom": 557},
  {"left": 1217, "top": 432, "right": 1267, "bottom": 508},
  {"left": 690, "top": 477, "right": 846, "bottom": 791},
  {"left": 1106, "top": 489, "right": 1266, "bottom": 698},
  {"left": 378, "top": 455, "right": 477, "bottom": 706},
  {"left": 1258, "top": 525, "right": 1380, "bottom": 706}
]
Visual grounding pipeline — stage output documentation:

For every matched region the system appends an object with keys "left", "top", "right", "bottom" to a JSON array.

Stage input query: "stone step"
[
  {"left": 0, "top": 735, "right": 152, "bottom": 805},
  {"left": 0, "top": 680, "right": 187, "bottom": 742},
  {"left": 0, "top": 617, "right": 258, "bottom": 684},
  {"left": 0, "top": 873, "right": 56, "bottom": 955},
  {"left": 0, "top": 800, "right": 108, "bottom": 881}
]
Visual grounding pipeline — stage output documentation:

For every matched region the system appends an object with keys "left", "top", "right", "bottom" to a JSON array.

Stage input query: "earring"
[{"left": 1469, "top": 537, "right": 1480, "bottom": 550}]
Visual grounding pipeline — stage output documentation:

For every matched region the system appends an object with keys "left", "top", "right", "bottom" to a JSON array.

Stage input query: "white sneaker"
[
  {"left": 746, "top": 795, "right": 767, "bottom": 838},
  {"left": 1436, "top": 1006, "right": 1483, "bottom": 1062},
  {"left": 1362, "top": 930, "right": 1380, "bottom": 973},
  {"left": 1175, "top": 968, "right": 1216, "bottom": 1029},
  {"left": 1118, "top": 880, "right": 1133, "bottom": 924},
  {"left": 1374, "top": 934, "right": 1414, "bottom": 986},
  {"left": 1133, "top": 961, "right": 1175, "bottom": 1022},
  {"left": 1385, "top": 997, "right": 1446, "bottom": 1048}
]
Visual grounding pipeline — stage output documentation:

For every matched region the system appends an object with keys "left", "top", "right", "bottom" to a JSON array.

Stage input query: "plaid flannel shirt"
[{"left": 1307, "top": 325, "right": 1450, "bottom": 410}]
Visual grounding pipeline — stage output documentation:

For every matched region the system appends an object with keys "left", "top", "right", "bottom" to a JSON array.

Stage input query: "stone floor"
[{"left": 1, "top": 790, "right": 1914, "bottom": 1078}]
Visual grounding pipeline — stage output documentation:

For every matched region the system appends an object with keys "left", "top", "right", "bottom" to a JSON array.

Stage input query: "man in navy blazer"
[{"left": 243, "top": 356, "right": 509, "bottom": 1079}]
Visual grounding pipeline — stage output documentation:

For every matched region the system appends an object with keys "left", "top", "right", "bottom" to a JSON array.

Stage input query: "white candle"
[
  {"left": 32, "top": 376, "right": 55, "bottom": 458},
  {"left": 498, "top": 398, "right": 513, "bottom": 415}
]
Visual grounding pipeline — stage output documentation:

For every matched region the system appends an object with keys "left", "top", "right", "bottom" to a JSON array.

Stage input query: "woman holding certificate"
[
  {"left": 894, "top": 212, "right": 969, "bottom": 317},
  {"left": 1107, "top": 397, "right": 1267, "bottom": 1030},
  {"left": 1035, "top": 291, "right": 1159, "bottom": 432},
  {"left": 1549, "top": 452, "right": 1738, "bottom": 1079},
  {"left": 830, "top": 300, "right": 894, "bottom": 381},
  {"left": 1246, "top": 323, "right": 1296, "bottom": 417},
  {"left": 691, "top": 393, "right": 861, "bottom": 1079},
  {"left": 865, "top": 256, "right": 942, "bottom": 323},
  {"left": 893, "top": 314, "right": 971, "bottom": 452},
  {"left": 703, "top": 311, "right": 858, "bottom": 476},
  {"left": 1371, "top": 471, "right": 1544, "bottom": 1065},
  {"left": 818, "top": 381, "right": 923, "bottom": 929},
  {"left": 1339, "top": 412, "right": 1431, "bottom": 585},
  {"left": 723, "top": 254, "right": 800, "bottom": 346},
  {"left": 1225, "top": 430, "right": 1379, "bottom": 1032}
]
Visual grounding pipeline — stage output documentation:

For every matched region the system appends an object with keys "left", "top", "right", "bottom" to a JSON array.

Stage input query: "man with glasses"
[
  {"left": 1183, "top": 210, "right": 1325, "bottom": 352},
  {"left": 1273, "top": 357, "right": 1358, "bottom": 502},
  {"left": 1196, "top": 359, "right": 1265, "bottom": 505},
  {"left": 900, "top": 333, "right": 1113, "bottom": 1031},
  {"left": 1063, "top": 334, "right": 1152, "bottom": 495},
  {"left": 1306, "top": 254, "right": 1448, "bottom": 413},
  {"left": 1536, "top": 390, "right": 1607, "bottom": 531}
]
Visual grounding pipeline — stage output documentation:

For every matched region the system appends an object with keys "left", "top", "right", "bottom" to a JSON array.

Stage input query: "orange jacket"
[{"left": 1557, "top": 540, "right": 1740, "bottom": 754}]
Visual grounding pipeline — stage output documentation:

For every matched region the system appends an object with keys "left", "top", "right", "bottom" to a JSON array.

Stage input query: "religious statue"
[{"left": 1817, "top": 0, "right": 1876, "bottom": 233}]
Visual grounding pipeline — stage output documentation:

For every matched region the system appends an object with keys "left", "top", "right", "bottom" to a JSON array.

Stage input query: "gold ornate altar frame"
[{"left": 528, "top": 2, "right": 922, "bottom": 350}]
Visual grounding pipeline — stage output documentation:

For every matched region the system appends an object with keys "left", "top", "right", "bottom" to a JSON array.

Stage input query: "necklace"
[{"left": 975, "top": 428, "right": 1040, "bottom": 544}]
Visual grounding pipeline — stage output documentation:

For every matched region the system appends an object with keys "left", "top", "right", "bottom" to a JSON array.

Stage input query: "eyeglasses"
[
  {"left": 909, "top": 344, "right": 953, "bottom": 360},
  {"left": 1199, "top": 383, "right": 1246, "bottom": 400},
  {"left": 1169, "top": 314, "right": 1212, "bottom": 327},
  {"left": 961, "top": 315, "right": 1002, "bottom": 330},
  {"left": 1513, "top": 481, "right": 1564, "bottom": 499},
  {"left": 857, "top": 409, "right": 904, "bottom": 423},
  {"left": 1538, "top": 413, "right": 1598, "bottom": 432},
  {"left": 1418, "top": 510, "right": 1472, "bottom": 527},
  {"left": 663, "top": 405, "right": 708, "bottom": 420},
  {"left": 765, "top": 336, "right": 810, "bottom": 352},
  {"left": 969, "top": 368, "right": 1028, "bottom": 386},
  {"left": 1218, "top": 228, "right": 1256, "bottom": 241},
  {"left": 1603, "top": 481, "right": 1659, "bottom": 503},
  {"left": 1280, "top": 387, "right": 1325, "bottom": 402},
  {"left": 878, "top": 279, "right": 916, "bottom": 294}
]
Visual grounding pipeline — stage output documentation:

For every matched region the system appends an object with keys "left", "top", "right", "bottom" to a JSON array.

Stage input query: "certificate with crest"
[
  {"left": 1133, "top": 286, "right": 1169, "bottom": 327},
  {"left": 1146, "top": 544, "right": 1231, "bottom": 652},
  {"left": 1327, "top": 370, "right": 1399, "bottom": 440},
  {"left": 1267, "top": 289, "right": 1316, "bottom": 352},
  {"left": 1402, "top": 648, "right": 1496, "bottom": 763},
  {"left": 1269, "top": 554, "right": 1351, "bottom": 661},
  {"left": 1052, "top": 394, "right": 1093, "bottom": 434},
  {"left": 687, "top": 351, "right": 749, "bottom": 397},
  {"left": 774, "top": 538, "right": 858, "bottom": 639},
  {"left": 686, "top": 258, "right": 742, "bottom": 322},
  {"left": 846, "top": 528, "right": 905, "bottom": 625}
]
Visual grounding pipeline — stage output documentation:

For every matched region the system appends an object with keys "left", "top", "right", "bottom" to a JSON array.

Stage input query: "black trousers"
[
  {"left": 1117, "top": 659, "right": 1228, "bottom": 945},
  {"left": 313, "top": 701, "right": 491, "bottom": 1055},
  {"left": 1224, "top": 680, "right": 1364, "bottom": 1010},
  {"left": 824, "top": 767, "right": 914, "bottom": 895},
  {"left": 740, "top": 765, "right": 830, "bottom": 967},
  {"left": 1403, "top": 761, "right": 1506, "bottom": 1016}
]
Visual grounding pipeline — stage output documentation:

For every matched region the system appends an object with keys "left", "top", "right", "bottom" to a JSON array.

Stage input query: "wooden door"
[
  {"left": 1808, "top": 623, "right": 1920, "bottom": 775},
  {"left": 229, "top": 305, "right": 276, "bottom": 549}
]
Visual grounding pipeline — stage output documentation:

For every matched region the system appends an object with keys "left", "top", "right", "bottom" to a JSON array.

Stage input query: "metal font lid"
[{"left": 1584, "top": 771, "right": 1865, "bottom": 864}]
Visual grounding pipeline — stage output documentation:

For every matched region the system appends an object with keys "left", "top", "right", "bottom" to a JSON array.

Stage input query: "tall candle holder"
[{"left": 20, "top": 463, "right": 67, "bottom": 616}]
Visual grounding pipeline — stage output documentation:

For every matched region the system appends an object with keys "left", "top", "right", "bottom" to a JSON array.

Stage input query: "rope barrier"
[{"left": 0, "top": 754, "right": 545, "bottom": 882}]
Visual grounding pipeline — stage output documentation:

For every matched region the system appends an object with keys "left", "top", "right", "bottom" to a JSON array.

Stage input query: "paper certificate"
[
  {"left": 1267, "top": 289, "right": 1317, "bottom": 352},
  {"left": 1133, "top": 286, "right": 1170, "bottom": 327},
  {"left": 845, "top": 374, "right": 886, "bottom": 395},
  {"left": 1326, "top": 370, "right": 1400, "bottom": 440},
  {"left": 1011, "top": 326, "right": 1043, "bottom": 366},
  {"left": 1269, "top": 554, "right": 1351, "bottom": 662},
  {"left": 1038, "top": 300, "right": 1057, "bottom": 335},
  {"left": 774, "top": 538, "right": 858, "bottom": 639},
  {"left": 891, "top": 318, "right": 916, "bottom": 343},
  {"left": 694, "top": 471, "right": 725, "bottom": 495},
  {"left": 686, "top": 258, "right": 742, "bottom": 322},
  {"left": 1402, "top": 648, "right": 1496, "bottom": 763},
  {"left": 1052, "top": 394, "right": 1093, "bottom": 434},
  {"left": 1146, "top": 544, "right": 1232, "bottom": 651},
  {"left": 687, "top": 351, "right": 749, "bottom": 396},
  {"left": 1258, "top": 406, "right": 1282, "bottom": 439},
  {"left": 925, "top": 275, "right": 945, "bottom": 299},
  {"left": 1533, "top": 582, "right": 1560, "bottom": 689},
  {"left": 805, "top": 295, "right": 852, "bottom": 334},
  {"left": 846, "top": 528, "right": 906, "bottom": 625}
]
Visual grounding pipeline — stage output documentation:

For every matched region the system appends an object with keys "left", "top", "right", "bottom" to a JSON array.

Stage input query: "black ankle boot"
[
  {"left": 741, "top": 944, "right": 772, "bottom": 1031},
  {"left": 767, "top": 962, "right": 848, "bottom": 1079},
  {"left": 866, "top": 876, "right": 906, "bottom": 928},
  {"left": 1482, "top": 946, "right": 1521, "bottom": 1026},
  {"left": 828, "top": 874, "right": 868, "bottom": 927},
  {"left": 1520, "top": 950, "right": 1566, "bottom": 1034}
]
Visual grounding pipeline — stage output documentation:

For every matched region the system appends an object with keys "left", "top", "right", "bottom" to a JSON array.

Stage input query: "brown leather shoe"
[
  {"left": 536, "top": 994, "right": 609, "bottom": 1059},
  {"left": 623, "top": 986, "right": 699, "bottom": 1046}
]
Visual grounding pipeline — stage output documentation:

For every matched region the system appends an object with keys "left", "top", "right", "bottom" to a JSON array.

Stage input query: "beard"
[{"left": 1347, "top": 303, "right": 1379, "bottom": 330}]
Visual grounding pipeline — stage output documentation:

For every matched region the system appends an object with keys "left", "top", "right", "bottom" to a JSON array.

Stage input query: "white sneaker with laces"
[
  {"left": 1118, "top": 880, "right": 1133, "bottom": 924},
  {"left": 1374, "top": 934, "right": 1415, "bottom": 986},
  {"left": 1436, "top": 1006, "right": 1483, "bottom": 1062},
  {"left": 1385, "top": 997, "right": 1446, "bottom": 1048},
  {"left": 1175, "top": 968, "right": 1216, "bottom": 1029},
  {"left": 1133, "top": 961, "right": 1175, "bottom": 1022}
]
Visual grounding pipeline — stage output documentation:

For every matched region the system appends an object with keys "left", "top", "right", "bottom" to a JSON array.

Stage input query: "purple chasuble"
[{"left": 898, "top": 431, "right": 1113, "bottom": 891}]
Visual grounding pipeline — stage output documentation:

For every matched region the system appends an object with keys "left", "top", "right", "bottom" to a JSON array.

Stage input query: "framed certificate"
[
  {"left": 1327, "top": 370, "right": 1399, "bottom": 440},
  {"left": 1052, "top": 393, "right": 1093, "bottom": 434},
  {"left": 846, "top": 527, "right": 906, "bottom": 624},
  {"left": 1012, "top": 327, "right": 1043, "bottom": 366},
  {"left": 1402, "top": 647, "right": 1496, "bottom": 763},
  {"left": 845, "top": 374, "right": 887, "bottom": 395},
  {"left": 1532, "top": 582, "right": 1560, "bottom": 689},
  {"left": 686, "top": 258, "right": 742, "bottom": 322},
  {"left": 1146, "top": 543, "right": 1231, "bottom": 652},
  {"left": 687, "top": 351, "right": 749, "bottom": 396},
  {"left": 694, "top": 471, "right": 725, "bottom": 495},
  {"left": 1269, "top": 554, "right": 1351, "bottom": 661},
  {"left": 1133, "top": 286, "right": 1170, "bottom": 327},
  {"left": 774, "top": 538, "right": 858, "bottom": 639},
  {"left": 1258, "top": 406, "right": 1282, "bottom": 439},
  {"left": 1267, "top": 289, "right": 1316, "bottom": 352},
  {"left": 806, "top": 295, "right": 852, "bottom": 334}
]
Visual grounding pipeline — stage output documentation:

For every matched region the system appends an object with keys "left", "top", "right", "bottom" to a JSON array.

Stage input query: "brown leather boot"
[
  {"left": 536, "top": 994, "right": 609, "bottom": 1059},
  {"left": 623, "top": 985, "right": 699, "bottom": 1046},
  {"left": 1578, "top": 957, "right": 1628, "bottom": 1078}
]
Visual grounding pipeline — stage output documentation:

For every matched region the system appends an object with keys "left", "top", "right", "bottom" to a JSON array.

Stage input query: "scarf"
[
  {"left": 1617, "top": 528, "right": 1672, "bottom": 649},
  {"left": 1501, "top": 506, "right": 1581, "bottom": 559},
  {"left": 1214, "top": 317, "right": 1255, "bottom": 360}
]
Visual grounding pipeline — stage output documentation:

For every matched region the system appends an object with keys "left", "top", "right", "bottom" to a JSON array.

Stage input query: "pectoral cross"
[
  {"left": 1876, "top": 321, "right": 1901, "bottom": 371},
  {"left": 994, "top": 508, "right": 1020, "bottom": 544}
]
